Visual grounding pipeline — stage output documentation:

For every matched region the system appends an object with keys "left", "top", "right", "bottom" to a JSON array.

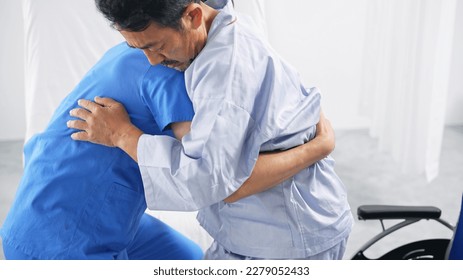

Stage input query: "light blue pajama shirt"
[{"left": 137, "top": 0, "right": 354, "bottom": 259}]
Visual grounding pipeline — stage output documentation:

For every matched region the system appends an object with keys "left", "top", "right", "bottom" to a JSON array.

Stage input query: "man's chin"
[
  {"left": 167, "top": 62, "right": 190, "bottom": 72},
  {"left": 173, "top": 65, "right": 188, "bottom": 72}
]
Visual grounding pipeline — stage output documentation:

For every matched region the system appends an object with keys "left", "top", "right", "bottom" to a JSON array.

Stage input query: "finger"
[
  {"left": 69, "top": 108, "right": 92, "bottom": 120},
  {"left": 67, "top": 119, "right": 87, "bottom": 131},
  {"left": 77, "top": 99, "right": 102, "bottom": 112},
  {"left": 94, "top": 96, "right": 118, "bottom": 107},
  {"left": 70, "top": 131, "right": 89, "bottom": 141}
]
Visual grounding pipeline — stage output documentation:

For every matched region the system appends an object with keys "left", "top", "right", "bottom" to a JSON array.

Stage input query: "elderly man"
[{"left": 69, "top": 0, "right": 353, "bottom": 260}]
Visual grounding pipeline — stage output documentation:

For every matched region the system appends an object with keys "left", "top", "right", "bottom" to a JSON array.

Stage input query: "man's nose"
[{"left": 143, "top": 50, "right": 165, "bottom": 65}]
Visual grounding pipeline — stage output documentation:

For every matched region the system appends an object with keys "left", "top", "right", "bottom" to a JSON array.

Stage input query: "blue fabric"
[
  {"left": 3, "top": 214, "right": 203, "bottom": 260},
  {"left": 448, "top": 194, "right": 463, "bottom": 260},
  {"left": 126, "top": 214, "right": 203, "bottom": 260},
  {"left": 0, "top": 43, "right": 198, "bottom": 259}
]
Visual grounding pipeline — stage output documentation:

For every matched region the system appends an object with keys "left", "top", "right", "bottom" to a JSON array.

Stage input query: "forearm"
[
  {"left": 118, "top": 121, "right": 190, "bottom": 162},
  {"left": 224, "top": 138, "right": 331, "bottom": 203}
]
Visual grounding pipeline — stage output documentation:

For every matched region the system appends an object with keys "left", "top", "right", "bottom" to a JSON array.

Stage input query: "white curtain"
[
  {"left": 22, "top": 0, "right": 123, "bottom": 141},
  {"left": 359, "top": 0, "right": 458, "bottom": 181}
]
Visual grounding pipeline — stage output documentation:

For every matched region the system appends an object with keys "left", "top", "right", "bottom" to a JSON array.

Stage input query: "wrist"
[
  {"left": 305, "top": 136, "right": 332, "bottom": 161},
  {"left": 114, "top": 124, "right": 138, "bottom": 146},
  {"left": 114, "top": 124, "right": 143, "bottom": 161},
  {"left": 317, "top": 136, "right": 335, "bottom": 158}
]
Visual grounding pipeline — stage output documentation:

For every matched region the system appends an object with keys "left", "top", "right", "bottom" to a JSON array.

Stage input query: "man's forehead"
[{"left": 120, "top": 28, "right": 161, "bottom": 48}]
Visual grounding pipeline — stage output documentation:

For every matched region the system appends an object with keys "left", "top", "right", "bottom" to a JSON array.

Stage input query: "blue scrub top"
[{"left": 0, "top": 43, "right": 194, "bottom": 259}]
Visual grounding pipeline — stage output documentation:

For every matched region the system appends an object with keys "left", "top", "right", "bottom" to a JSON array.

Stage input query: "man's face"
[{"left": 120, "top": 21, "right": 203, "bottom": 71}]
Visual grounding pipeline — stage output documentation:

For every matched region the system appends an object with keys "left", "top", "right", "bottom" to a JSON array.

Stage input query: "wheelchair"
[{"left": 351, "top": 194, "right": 463, "bottom": 260}]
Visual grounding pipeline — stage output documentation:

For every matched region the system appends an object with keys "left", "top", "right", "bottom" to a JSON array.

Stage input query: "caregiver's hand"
[{"left": 67, "top": 97, "right": 143, "bottom": 161}]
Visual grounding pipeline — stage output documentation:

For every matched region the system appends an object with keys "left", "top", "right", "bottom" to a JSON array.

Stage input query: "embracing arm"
[{"left": 68, "top": 97, "right": 334, "bottom": 204}]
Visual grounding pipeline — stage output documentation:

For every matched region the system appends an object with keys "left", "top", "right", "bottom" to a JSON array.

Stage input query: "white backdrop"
[
  {"left": 22, "top": 0, "right": 123, "bottom": 141},
  {"left": 1, "top": 0, "right": 462, "bottom": 141},
  {"left": 447, "top": 0, "right": 463, "bottom": 125},
  {"left": 265, "top": 0, "right": 371, "bottom": 129}
]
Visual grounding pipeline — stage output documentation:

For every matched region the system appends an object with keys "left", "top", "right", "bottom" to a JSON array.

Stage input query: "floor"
[{"left": 1, "top": 126, "right": 462, "bottom": 260}]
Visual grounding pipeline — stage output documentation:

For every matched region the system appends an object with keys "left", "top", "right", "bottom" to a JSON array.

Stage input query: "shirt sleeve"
[
  {"left": 141, "top": 66, "right": 194, "bottom": 131},
  {"left": 138, "top": 98, "right": 263, "bottom": 211}
]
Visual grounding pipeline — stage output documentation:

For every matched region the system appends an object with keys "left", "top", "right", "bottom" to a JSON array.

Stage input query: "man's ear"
[{"left": 183, "top": 3, "right": 203, "bottom": 29}]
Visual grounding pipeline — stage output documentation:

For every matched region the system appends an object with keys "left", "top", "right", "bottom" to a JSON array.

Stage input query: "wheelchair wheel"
[{"left": 352, "top": 239, "right": 450, "bottom": 260}]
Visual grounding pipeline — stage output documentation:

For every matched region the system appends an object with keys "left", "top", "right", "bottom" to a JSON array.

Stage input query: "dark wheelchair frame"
[{"left": 351, "top": 204, "right": 458, "bottom": 260}]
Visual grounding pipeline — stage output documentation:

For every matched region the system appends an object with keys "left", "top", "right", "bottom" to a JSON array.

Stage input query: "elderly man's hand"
[{"left": 67, "top": 97, "right": 142, "bottom": 148}]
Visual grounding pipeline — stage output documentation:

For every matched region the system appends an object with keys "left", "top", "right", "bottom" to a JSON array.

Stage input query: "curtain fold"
[{"left": 360, "top": 0, "right": 457, "bottom": 181}]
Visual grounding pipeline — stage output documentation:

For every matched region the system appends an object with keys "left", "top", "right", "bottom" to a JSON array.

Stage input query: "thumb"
[{"left": 94, "top": 96, "right": 117, "bottom": 107}]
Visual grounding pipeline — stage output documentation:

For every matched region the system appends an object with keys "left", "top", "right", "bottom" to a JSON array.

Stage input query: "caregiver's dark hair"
[{"left": 95, "top": 0, "right": 202, "bottom": 31}]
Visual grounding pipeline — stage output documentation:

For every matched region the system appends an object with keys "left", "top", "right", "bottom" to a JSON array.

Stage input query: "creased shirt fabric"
[{"left": 138, "top": 0, "right": 353, "bottom": 258}]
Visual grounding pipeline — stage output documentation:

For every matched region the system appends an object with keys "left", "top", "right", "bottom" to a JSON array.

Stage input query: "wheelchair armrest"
[{"left": 357, "top": 205, "right": 442, "bottom": 220}]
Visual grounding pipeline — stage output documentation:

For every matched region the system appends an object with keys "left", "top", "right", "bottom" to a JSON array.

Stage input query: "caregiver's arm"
[{"left": 68, "top": 97, "right": 334, "bottom": 202}]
